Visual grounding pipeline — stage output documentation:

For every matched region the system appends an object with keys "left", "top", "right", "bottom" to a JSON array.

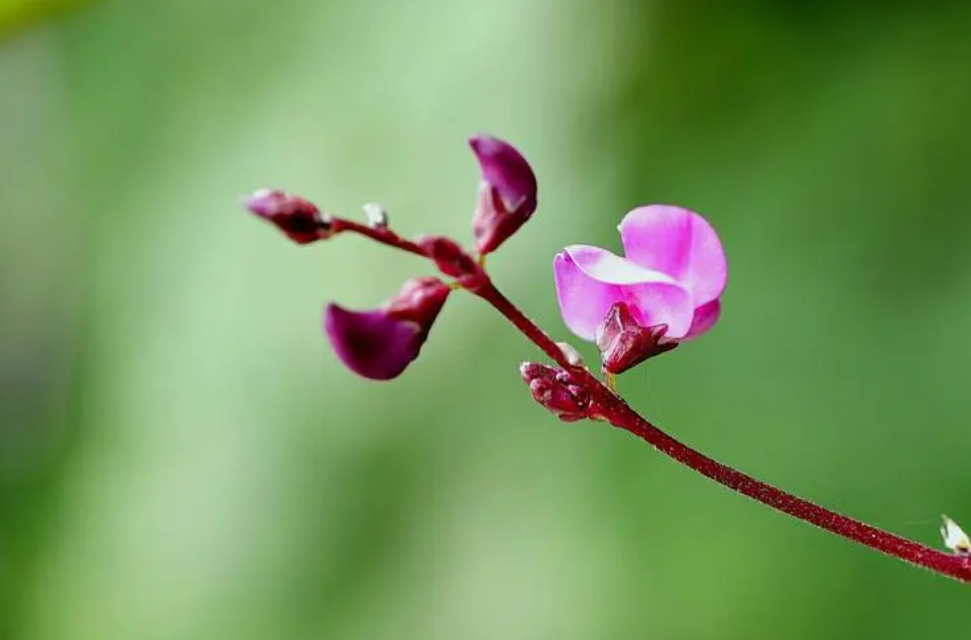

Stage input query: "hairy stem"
[
  {"left": 474, "top": 284, "right": 971, "bottom": 584},
  {"left": 338, "top": 224, "right": 971, "bottom": 583},
  {"left": 331, "top": 218, "right": 426, "bottom": 256}
]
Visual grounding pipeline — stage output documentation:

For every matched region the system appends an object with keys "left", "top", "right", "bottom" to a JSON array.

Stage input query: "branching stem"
[{"left": 336, "top": 220, "right": 971, "bottom": 584}]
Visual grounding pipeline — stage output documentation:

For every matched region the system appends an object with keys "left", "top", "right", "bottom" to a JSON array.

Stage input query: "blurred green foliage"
[
  {"left": 3, "top": 1, "right": 971, "bottom": 638},
  {"left": 0, "top": 0, "right": 84, "bottom": 42}
]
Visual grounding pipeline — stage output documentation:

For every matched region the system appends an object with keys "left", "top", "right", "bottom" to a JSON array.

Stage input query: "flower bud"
[
  {"left": 469, "top": 135, "right": 538, "bottom": 255},
  {"left": 519, "top": 362, "right": 593, "bottom": 423},
  {"left": 245, "top": 188, "right": 331, "bottom": 244},
  {"left": 324, "top": 277, "right": 450, "bottom": 380},
  {"left": 383, "top": 276, "right": 450, "bottom": 325},
  {"left": 595, "top": 302, "right": 678, "bottom": 375},
  {"left": 417, "top": 235, "right": 487, "bottom": 290}
]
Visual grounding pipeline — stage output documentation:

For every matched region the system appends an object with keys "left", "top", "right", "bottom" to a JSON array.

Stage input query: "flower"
[
  {"left": 469, "top": 135, "right": 538, "bottom": 255},
  {"left": 554, "top": 205, "right": 727, "bottom": 346},
  {"left": 324, "top": 277, "right": 450, "bottom": 380}
]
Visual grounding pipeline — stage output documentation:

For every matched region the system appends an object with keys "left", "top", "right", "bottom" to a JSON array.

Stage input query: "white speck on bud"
[
  {"left": 363, "top": 203, "right": 389, "bottom": 229},
  {"left": 941, "top": 515, "right": 971, "bottom": 555},
  {"left": 556, "top": 341, "right": 584, "bottom": 368}
]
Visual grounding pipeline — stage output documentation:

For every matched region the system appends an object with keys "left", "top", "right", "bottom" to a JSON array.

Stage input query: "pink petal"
[
  {"left": 553, "top": 246, "right": 694, "bottom": 341},
  {"left": 554, "top": 251, "right": 622, "bottom": 341},
  {"left": 684, "top": 299, "right": 721, "bottom": 340},
  {"left": 618, "top": 205, "right": 727, "bottom": 305}
]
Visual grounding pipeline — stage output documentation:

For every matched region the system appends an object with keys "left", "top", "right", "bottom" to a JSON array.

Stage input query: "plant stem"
[
  {"left": 331, "top": 218, "right": 426, "bottom": 257},
  {"left": 474, "top": 283, "right": 971, "bottom": 584},
  {"left": 339, "top": 224, "right": 971, "bottom": 584}
]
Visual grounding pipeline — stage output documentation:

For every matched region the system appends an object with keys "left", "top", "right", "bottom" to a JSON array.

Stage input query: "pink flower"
[{"left": 554, "top": 205, "right": 727, "bottom": 346}]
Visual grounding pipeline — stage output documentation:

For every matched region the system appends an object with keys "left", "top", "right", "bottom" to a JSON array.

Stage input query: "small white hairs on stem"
[
  {"left": 556, "top": 341, "right": 585, "bottom": 368},
  {"left": 940, "top": 515, "right": 971, "bottom": 555}
]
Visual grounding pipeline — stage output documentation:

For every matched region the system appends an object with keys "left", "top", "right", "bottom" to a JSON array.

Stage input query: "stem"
[
  {"left": 474, "top": 283, "right": 971, "bottom": 584},
  {"left": 333, "top": 224, "right": 971, "bottom": 583},
  {"left": 331, "top": 218, "right": 426, "bottom": 257}
]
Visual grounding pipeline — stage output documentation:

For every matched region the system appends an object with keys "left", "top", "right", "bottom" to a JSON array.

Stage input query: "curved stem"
[
  {"left": 329, "top": 222, "right": 971, "bottom": 583},
  {"left": 474, "top": 282, "right": 971, "bottom": 584},
  {"left": 331, "top": 218, "right": 426, "bottom": 257}
]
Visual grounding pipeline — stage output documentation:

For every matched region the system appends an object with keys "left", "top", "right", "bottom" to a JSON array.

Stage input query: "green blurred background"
[{"left": 3, "top": 0, "right": 971, "bottom": 638}]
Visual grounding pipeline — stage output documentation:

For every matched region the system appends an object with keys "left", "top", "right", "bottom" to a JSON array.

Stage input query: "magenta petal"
[
  {"left": 469, "top": 134, "right": 538, "bottom": 215},
  {"left": 554, "top": 246, "right": 694, "bottom": 341},
  {"left": 620, "top": 281, "right": 694, "bottom": 338},
  {"left": 324, "top": 304, "right": 424, "bottom": 381},
  {"left": 554, "top": 251, "right": 622, "bottom": 341},
  {"left": 684, "top": 299, "right": 721, "bottom": 340},
  {"left": 564, "top": 246, "right": 694, "bottom": 338},
  {"left": 618, "top": 206, "right": 727, "bottom": 305}
]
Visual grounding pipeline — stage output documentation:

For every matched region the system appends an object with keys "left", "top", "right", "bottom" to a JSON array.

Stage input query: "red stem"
[
  {"left": 475, "top": 282, "right": 971, "bottom": 584},
  {"left": 340, "top": 224, "right": 971, "bottom": 584},
  {"left": 331, "top": 218, "right": 427, "bottom": 257}
]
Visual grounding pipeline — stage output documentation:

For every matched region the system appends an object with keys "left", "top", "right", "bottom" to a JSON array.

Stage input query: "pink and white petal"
[
  {"left": 554, "top": 251, "right": 624, "bottom": 341},
  {"left": 621, "top": 281, "right": 695, "bottom": 339},
  {"left": 619, "top": 205, "right": 727, "bottom": 305},
  {"left": 564, "top": 244, "right": 681, "bottom": 286},
  {"left": 683, "top": 299, "right": 721, "bottom": 340}
]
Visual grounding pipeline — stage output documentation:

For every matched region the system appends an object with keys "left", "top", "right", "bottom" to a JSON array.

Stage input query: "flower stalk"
[{"left": 244, "top": 135, "right": 971, "bottom": 586}]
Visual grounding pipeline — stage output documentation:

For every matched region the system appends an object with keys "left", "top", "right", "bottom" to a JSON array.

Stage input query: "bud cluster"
[
  {"left": 245, "top": 134, "right": 538, "bottom": 381},
  {"left": 519, "top": 362, "right": 597, "bottom": 423},
  {"left": 244, "top": 133, "right": 724, "bottom": 421}
]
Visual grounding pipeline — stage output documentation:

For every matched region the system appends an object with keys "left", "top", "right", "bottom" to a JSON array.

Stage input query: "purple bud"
[
  {"left": 324, "top": 277, "right": 450, "bottom": 380},
  {"left": 519, "top": 362, "right": 594, "bottom": 423},
  {"left": 469, "top": 135, "right": 538, "bottom": 255},
  {"left": 595, "top": 302, "right": 678, "bottom": 375},
  {"left": 417, "top": 235, "right": 487, "bottom": 290},
  {"left": 245, "top": 188, "right": 330, "bottom": 244},
  {"left": 383, "top": 276, "right": 450, "bottom": 325}
]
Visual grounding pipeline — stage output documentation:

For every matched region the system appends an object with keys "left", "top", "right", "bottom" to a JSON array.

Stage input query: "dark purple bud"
[
  {"left": 383, "top": 276, "right": 450, "bottom": 325},
  {"left": 324, "top": 277, "right": 450, "bottom": 381},
  {"left": 595, "top": 302, "right": 678, "bottom": 375},
  {"left": 519, "top": 362, "right": 594, "bottom": 423},
  {"left": 469, "top": 135, "right": 538, "bottom": 255},
  {"left": 417, "top": 235, "right": 487, "bottom": 290},
  {"left": 245, "top": 188, "right": 331, "bottom": 244}
]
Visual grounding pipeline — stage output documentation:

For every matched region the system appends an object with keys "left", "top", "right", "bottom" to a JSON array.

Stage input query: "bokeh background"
[{"left": 3, "top": 1, "right": 971, "bottom": 638}]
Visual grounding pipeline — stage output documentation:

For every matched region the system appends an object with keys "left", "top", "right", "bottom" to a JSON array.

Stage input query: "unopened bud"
[
  {"left": 519, "top": 362, "right": 594, "bottom": 423},
  {"left": 596, "top": 302, "right": 678, "bottom": 375},
  {"left": 417, "top": 235, "right": 487, "bottom": 290},
  {"left": 383, "top": 276, "right": 450, "bottom": 326},
  {"left": 244, "top": 188, "right": 330, "bottom": 244},
  {"left": 469, "top": 135, "right": 538, "bottom": 255},
  {"left": 324, "top": 277, "right": 450, "bottom": 381}
]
